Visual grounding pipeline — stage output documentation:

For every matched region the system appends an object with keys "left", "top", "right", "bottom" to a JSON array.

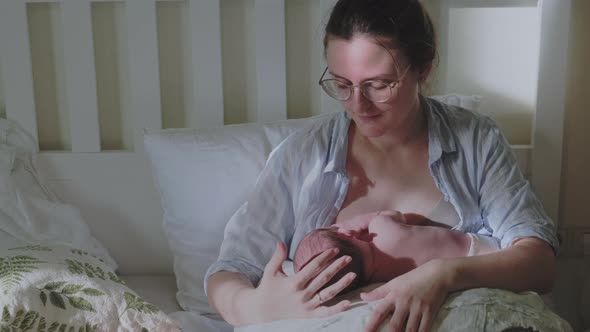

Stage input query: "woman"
[{"left": 205, "top": 1, "right": 558, "bottom": 331}]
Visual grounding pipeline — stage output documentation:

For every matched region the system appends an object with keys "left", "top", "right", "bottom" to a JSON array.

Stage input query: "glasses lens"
[
  {"left": 320, "top": 80, "right": 351, "bottom": 101},
  {"left": 362, "top": 81, "right": 392, "bottom": 102}
]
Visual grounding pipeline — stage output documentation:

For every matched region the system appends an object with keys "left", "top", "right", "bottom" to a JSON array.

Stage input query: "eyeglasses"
[{"left": 318, "top": 64, "right": 411, "bottom": 103}]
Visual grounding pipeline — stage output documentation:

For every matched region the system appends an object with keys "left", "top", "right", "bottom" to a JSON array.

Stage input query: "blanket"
[{"left": 237, "top": 287, "right": 573, "bottom": 332}]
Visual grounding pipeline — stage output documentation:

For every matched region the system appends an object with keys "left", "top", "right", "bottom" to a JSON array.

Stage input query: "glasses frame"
[{"left": 318, "top": 64, "right": 411, "bottom": 103}]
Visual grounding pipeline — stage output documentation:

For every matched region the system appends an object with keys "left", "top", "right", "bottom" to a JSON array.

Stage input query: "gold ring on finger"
[{"left": 316, "top": 292, "right": 323, "bottom": 303}]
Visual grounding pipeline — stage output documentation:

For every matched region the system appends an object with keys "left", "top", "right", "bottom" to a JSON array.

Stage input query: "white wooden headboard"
[{"left": 0, "top": 0, "right": 571, "bottom": 274}]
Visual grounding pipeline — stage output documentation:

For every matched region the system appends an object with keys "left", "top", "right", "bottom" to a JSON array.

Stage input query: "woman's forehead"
[{"left": 325, "top": 36, "right": 405, "bottom": 80}]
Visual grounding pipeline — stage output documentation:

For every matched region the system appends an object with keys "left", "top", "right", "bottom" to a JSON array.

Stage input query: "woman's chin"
[
  {"left": 352, "top": 114, "right": 389, "bottom": 137},
  {"left": 355, "top": 123, "right": 389, "bottom": 137}
]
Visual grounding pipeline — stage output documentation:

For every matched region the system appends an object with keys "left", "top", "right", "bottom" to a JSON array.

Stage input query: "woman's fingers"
[
  {"left": 304, "top": 255, "right": 352, "bottom": 296},
  {"left": 295, "top": 248, "right": 339, "bottom": 286},
  {"left": 386, "top": 305, "right": 409, "bottom": 332},
  {"left": 264, "top": 242, "right": 288, "bottom": 276},
  {"left": 311, "top": 299, "right": 351, "bottom": 318},
  {"left": 313, "top": 271, "right": 356, "bottom": 303},
  {"left": 360, "top": 285, "right": 388, "bottom": 302},
  {"left": 417, "top": 309, "right": 433, "bottom": 332},
  {"left": 364, "top": 302, "right": 393, "bottom": 332},
  {"left": 405, "top": 306, "right": 422, "bottom": 332}
]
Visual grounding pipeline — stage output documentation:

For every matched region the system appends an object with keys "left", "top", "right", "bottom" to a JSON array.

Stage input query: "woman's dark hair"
[{"left": 324, "top": 0, "right": 437, "bottom": 78}]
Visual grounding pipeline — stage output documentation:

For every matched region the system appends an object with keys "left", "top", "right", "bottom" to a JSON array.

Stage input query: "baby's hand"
[
  {"left": 402, "top": 212, "right": 428, "bottom": 225},
  {"left": 332, "top": 224, "right": 371, "bottom": 241},
  {"left": 403, "top": 213, "right": 451, "bottom": 228},
  {"left": 374, "top": 210, "right": 408, "bottom": 224},
  {"left": 332, "top": 224, "right": 362, "bottom": 236},
  {"left": 330, "top": 224, "right": 351, "bottom": 236}
]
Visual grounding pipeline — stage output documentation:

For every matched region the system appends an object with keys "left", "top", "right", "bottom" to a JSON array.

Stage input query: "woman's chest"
[{"left": 335, "top": 150, "right": 442, "bottom": 224}]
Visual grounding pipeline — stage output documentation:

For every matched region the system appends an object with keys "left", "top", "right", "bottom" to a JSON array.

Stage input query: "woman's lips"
[{"left": 357, "top": 113, "right": 382, "bottom": 120}]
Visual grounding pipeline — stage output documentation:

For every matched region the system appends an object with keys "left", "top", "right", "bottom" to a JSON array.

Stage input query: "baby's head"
[{"left": 293, "top": 228, "right": 365, "bottom": 294}]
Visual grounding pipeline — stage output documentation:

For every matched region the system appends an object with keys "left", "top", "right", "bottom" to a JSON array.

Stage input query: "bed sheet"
[
  {"left": 236, "top": 286, "right": 573, "bottom": 332},
  {"left": 121, "top": 275, "right": 234, "bottom": 332},
  {"left": 120, "top": 275, "right": 182, "bottom": 314},
  {"left": 169, "top": 311, "right": 233, "bottom": 332}
]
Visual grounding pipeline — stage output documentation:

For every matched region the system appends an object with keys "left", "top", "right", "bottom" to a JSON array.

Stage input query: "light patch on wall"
[{"left": 442, "top": 5, "right": 540, "bottom": 144}]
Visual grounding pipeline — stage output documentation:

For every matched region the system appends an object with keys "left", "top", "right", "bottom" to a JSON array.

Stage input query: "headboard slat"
[
  {"left": 0, "top": 1, "right": 39, "bottom": 145},
  {"left": 61, "top": 0, "right": 101, "bottom": 152},
  {"left": 125, "top": 0, "right": 163, "bottom": 151},
  {"left": 187, "top": 0, "right": 224, "bottom": 129},
  {"left": 254, "top": 0, "right": 287, "bottom": 123},
  {"left": 318, "top": 0, "right": 341, "bottom": 115}
]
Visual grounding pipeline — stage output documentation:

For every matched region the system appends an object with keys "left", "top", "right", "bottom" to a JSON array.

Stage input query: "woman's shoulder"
[
  {"left": 265, "top": 112, "right": 349, "bottom": 167},
  {"left": 425, "top": 96, "right": 503, "bottom": 144},
  {"left": 426, "top": 96, "right": 494, "bottom": 126},
  {"left": 272, "top": 112, "right": 347, "bottom": 153}
]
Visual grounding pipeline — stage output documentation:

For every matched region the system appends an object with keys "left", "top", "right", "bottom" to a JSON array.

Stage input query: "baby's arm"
[{"left": 404, "top": 213, "right": 452, "bottom": 228}]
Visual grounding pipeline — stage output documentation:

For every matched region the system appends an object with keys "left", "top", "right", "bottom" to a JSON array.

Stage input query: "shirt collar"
[
  {"left": 322, "top": 96, "right": 458, "bottom": 173},
  {"left": 323, "top": 112, "right": 350, "bottom": 174},
  {"left": 423, "top": 96, "right": 457, "bottom": 165}
]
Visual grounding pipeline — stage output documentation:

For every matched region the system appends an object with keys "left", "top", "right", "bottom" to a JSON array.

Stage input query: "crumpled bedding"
[
  {"left": 0, "top": 118, "right": 117, "bottom": 268},
  {"left": 237, "top": 287, "right": 573, "bottom": 332}
]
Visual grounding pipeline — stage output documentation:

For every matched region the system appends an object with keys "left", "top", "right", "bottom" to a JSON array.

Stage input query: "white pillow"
[
  {"left": 0, "top": 119, "right": 117, "bottom": 270},
  {"left": 429, "top": 94, "right": 482, "bottom": 112},
  {"left": 143, "top": 117, "right": 314, "bottom": 314},
  {"left": 144, "top": 96, "right": 481, "bottom": 315}
]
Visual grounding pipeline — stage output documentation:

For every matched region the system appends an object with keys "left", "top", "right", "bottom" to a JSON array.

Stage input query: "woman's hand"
[
  {"left": 252, "top": 242, "right": 357, "bottom": 323},
  {"left": 360, "top": 259, "right": 454, "bottom": 332}
]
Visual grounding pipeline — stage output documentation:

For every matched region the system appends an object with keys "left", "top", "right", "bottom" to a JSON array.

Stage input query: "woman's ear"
[{"left": 419, "top": 63, "right": 433, "bottom": 83}]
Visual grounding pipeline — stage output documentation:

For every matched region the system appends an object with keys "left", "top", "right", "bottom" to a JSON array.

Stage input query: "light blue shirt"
[{"left": 205, "top": 96, "right": 559, "bottom": 290}]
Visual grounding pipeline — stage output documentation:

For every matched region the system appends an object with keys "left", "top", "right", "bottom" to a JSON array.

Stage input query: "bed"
[{"left": 0, "top": 0, "right": 587, "bottom": 331}]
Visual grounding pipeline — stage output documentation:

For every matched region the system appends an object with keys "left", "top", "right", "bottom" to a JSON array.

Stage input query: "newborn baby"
[{"left": 293, "top": 211, "right": 499, "bottom": 293}]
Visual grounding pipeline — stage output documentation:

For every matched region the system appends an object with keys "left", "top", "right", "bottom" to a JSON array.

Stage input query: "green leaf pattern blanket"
[{"left": 0, "top": 245, "right": 180, "bottom": 332}]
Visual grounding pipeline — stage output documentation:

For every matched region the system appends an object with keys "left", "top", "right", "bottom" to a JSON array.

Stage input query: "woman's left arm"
[
  {"left": 361, "top": 116, "right": 558, "bottom": 332},
  {"left": 448, "top": 237, "right": 555, "bottom": 294},
  {"left": 361, "top": 238, "right": 555, "bottom": 332}
]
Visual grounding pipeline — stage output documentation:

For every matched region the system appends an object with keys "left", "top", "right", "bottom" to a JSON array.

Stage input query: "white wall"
[
  {"left": 430, "top": 1, "right": 541, "bottom": 145},
  {"left": 443, "top": 6, "right": 540, "bottom": 145},
  {"left": 560, "top": 0, "right": 590, "bottom": 228}
]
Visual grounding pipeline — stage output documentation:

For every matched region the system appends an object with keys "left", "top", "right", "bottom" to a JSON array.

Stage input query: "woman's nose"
[{"left": 346, "top": 87, "right": 371, "bottom": 111}]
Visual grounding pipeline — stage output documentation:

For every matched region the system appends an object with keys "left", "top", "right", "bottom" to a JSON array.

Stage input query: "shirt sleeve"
[
  {"left": 204, "top": 139, "right": 297, "bottom": 294},
  {"left": 477, "top": 117, "right": 559, "bottom": 253}
]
